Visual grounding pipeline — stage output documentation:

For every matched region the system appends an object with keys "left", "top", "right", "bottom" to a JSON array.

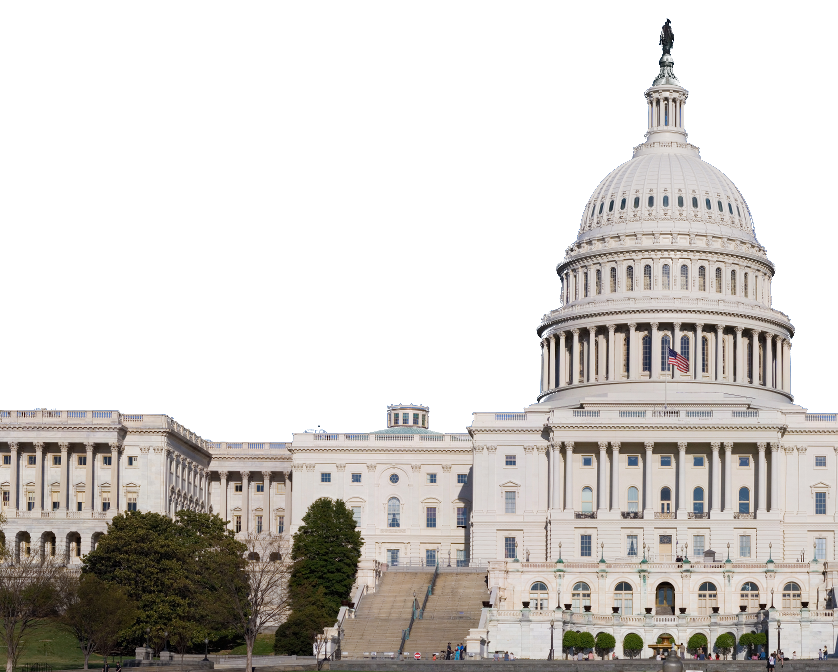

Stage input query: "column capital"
[
  {"left": 85, "top": 442, "right": 95, "bottom": 453},
  {"left": 628, "top": 322, "right": 637, "bottom": 329},
  {"left": 241, "top": 470, "right": 251, "bottom": 480},
  {"left": 541, "top": 338, "right": 548, "bottom": 348},
  {"left": 524, "top": 445, "right": 535, "bottom": 454},
  {"left": 8, "top": 442, "right": 18, "bottom": 452},
  {"left": 442, "top": 463, "right": 454, "bottom": 471},
  {"left": 797, "top": 445, "right": 807, "bottom": 455},
  {"left": 559, "top": 331, "right": 567, "bottom": 341},
  {"left": 588, "top": 325, "right": 596, "bottom": 334},
  {"left": 715, "top": 324, "right": 725, "bottom": 332},
  {"left": 33, "top": 442, "right": 44, "bottom": 452},
  {"left": 336, "top": 463, "right": 346, "bottom": 472},
  {"left": 695, "top": 323, "right": 704, "bottom": 330},
  {"left": 535, "top": 446, "right": 547, "bottom": 455},
  {"left": 139, "top": 445, "right": 151, "bottom": 453},
  {"left": 611, "top": 441, "right": 621, "bottom": 451},
  {"left": 678, "top": 442, "right": 687, "bottom": 452},
  {"left": 598, "top": 441, "right": 608, "bottom": 451},
  {"left": 58, "top": 442, "right": 69, "bottom": 452},
  {"left": 673, "top": 322, "right": 681, "bottom": 330},
  {"left": 366, "top": 463, "right": 378, "bottom": 472},
  {"left": 735, "top": 326, "right": 744, "bottom": 334},
  {"left": 218, "top": 470, "right": 229, "bottom": 479},
  {"left": 571, "top": 328, "right": 580, "bottom": 336},
  {"left": 724, "top": 442, "right": 734, "bottom": 452},
  {"left": 770, "top": 442, "right": 780, "bottom": 452},
  {"left": 262, "top": 470, "right": 272, "bottom": 479},
  {"left": 749, "top": 328, "right": 760, "bottom": 337},
  {"left": 785, "top": 339, "right": 792, "bottom": 350},
  {"left": 644, "top": 441, "right": 654, "bottom": 451},
  {"left": 109, "top": 441, "right": 123, "bottom": 453},
  {"left": 608, "top": 324, "right": 616, "bottom": 333},
  {"left": 711, "top": 441, "right": 720, "bottom": 452},
  {"left": 757, "top": 442, "right": 766, "bottom": 452},
  {"left": 564, "top": 441, "right": 574, "bottom": 452},
  {"left": 472, "top": 445, "right": 486, "bottom": 454},
  {"left": 486, "top": 445, "right": 498, "bottom": 454},
  {"left": 551, "top": 332, "right": 559, "bottom": 342},
  {"left": 650, "top": 322, "right": 659, "bottom": 330},
  {"left": 774, "top": 334, "right": 783, "bottom": 344}
]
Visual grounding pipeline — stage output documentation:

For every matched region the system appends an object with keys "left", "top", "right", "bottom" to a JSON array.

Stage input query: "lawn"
[
  {"left": 0, "top": 618, "right": 110, "bottom": 670},
  {"left": 226, "top": 634, "right": 275, "bottom": 656}
]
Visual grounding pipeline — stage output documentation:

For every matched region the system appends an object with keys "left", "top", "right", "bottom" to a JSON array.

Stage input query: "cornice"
[
  {"left": 470, "top": 428, "right": 545, "bottom": 435},
  {"left": 536, "top": 381, "right": 794, "bottom": 404},
  {"left": 546, "top": 423, "right": 787, "bottom": 433},
  {"left": 209, "top": 455, "right": 292, "bottom": 463},
  {"left": 287, "top": 446, "right": 473, "bottom": 454},
  {"left": 0, "top": 425, "right": 126, "bottom": 434},
  {"left": 784, "top": 429, "right": 838, "bottom": 436}
]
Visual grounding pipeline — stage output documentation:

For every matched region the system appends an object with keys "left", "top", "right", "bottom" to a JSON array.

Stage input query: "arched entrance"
[{"left": 655, "top": 582, "right": 675, "bottom": 615}]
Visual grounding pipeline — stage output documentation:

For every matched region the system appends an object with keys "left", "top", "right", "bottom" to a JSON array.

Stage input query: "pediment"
[{"left": 499, "top": 481, "right": 521, "bottom": 489}]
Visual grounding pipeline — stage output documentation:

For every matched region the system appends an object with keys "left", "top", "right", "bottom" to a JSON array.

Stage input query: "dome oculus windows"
[
  {"left": 698, "top": 266, "right": 706, "bottom": 291},
  {"left": 626, "top": 266, "right": 634, "bottom": 291},
  {"left": 599, "top": 202, "right": 604, "bottom": 215},
  {"left": 633, "top": 196, "right": 640, "bottom": 209},
  {"left": 692, "top": 196, "right": 699, "bottom": 208},
  {"left": 728, "top": 202, "right": 733, "bottom": 215},
  {"left": 680, "top": 264, "right": 688, "bottom": 290},
  {"left": 609, "top": 200, "right": 614, "bottom": 212},
  {"left": 715, "top": 267, "right": 722, "bottom": 293},
  {"left": 620, "top": 198, "right": 626, "bottom": 210},
  {"left": 648, "top": 195, "right": 654, "bottom": 207},
  {"left": 610, "top": 267, "right": 617, "bottom": 293},
  {"left": 705, "top": 198, "right": 712, "bottom": 210},
  {"left": 677, "top": 195, "right": 684, "bottom": 208},
  {"left": 717, "top": 200, "right": 723, "bottom": 212},
  {"left": 663, "top": 195, "right": 669, "bottom": 207}
]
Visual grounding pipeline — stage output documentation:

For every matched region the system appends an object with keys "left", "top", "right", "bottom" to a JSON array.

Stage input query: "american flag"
[{"left": 668, "top": 347, "right": 689, "bottom": 373}]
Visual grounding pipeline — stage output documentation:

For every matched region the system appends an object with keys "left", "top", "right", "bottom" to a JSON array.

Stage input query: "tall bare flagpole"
[{"left": 41, "top": 315, "right": 47, "bottom": 411}]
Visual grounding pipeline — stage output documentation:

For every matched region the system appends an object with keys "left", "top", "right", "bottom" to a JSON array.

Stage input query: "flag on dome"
[{"left": 667, "top": 348, "right": 689, "bottom": 373}]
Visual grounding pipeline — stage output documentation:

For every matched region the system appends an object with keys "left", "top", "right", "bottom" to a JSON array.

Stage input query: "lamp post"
[
  {"left": 771, "top": 588, "right": 775, "bottom": 609},
  {"left": 163, "top": 631, "right": 169, "bottom": 654},
  {"left": 548, "top": 619, "right": 555, "bottom": 660},
  {"left": 144, "top": 628, "right": 150, "bottom": 649},
  {"left": 776, "top": 621, "right": 782, "bottom": 660},
  {"left": 203, "top": 638, "right": 209, "bottom": 662}
]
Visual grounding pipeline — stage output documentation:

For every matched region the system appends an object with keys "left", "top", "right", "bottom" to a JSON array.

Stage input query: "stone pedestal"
[{"left": 134, "top": 647, "right": 152, "bottom": 664}]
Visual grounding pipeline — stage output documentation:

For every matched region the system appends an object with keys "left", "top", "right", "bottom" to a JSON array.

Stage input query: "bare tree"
[
  {"left": 207, "top": 533, "right": 293, "bottom": 672},
  {"left": 0, "top": 552, "right": 62, "bottom": 672}
]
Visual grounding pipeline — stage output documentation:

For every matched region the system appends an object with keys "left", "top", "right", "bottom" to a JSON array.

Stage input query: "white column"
[
  {"left": 111, "top": 442, "right": 121, "bottom": 512},
  {"left": 284, "top": 470, "right": 293, "bottom": 530},
  {"left": 783, "top": 340, "right": 791, "bottom": 393},
  {"left": 775, "top": 335, "right": 783, "bottom": 390},
  {"left": 548, "top": 335, "right": 556, "bottom": 390},
  {"left": 9, "top": 442, "right": 18, "bottom": 513},
  {"left": 219, "top": 471, "right": 228, "bottom": 526},
  {"left": 84, "top": 443, "right": 95, "bottom": 512},
  {"left": 751, "top": 329, "right": 760, "bottom": 384},
  {"left": 241, "top": 471, "right": 250, "bottom": 533},
  {"left": 677, "top": 442, "right": 687, "bottom": 514},
  {"left": 673, "top": 322, "right": 681, "bottom": 379},
  {"left": 735, "top": 327, "right": 744, "bottom": 383},
  {"left": 263, "top": 471, "right": 272, "bottom": 531},
  {"left": 644, "top": 441, "right": 653, "bottom": 514},
  {"left": 765, "top": 333, "right": 774, "bottom": 388},
  {"left": 58, "top": 442, "right": 68, "bottom": 512},
  {"left": 598, "top": 442, "right": 607, "bottom": 513},
  {"left": 487, "top": 448, "right": 497, "bottom": 512},
  {"left": 558, "top": 332, "right": 567, "bottom": 388},
  {"left": 716, "top": 325, "right": 724, "bottom": 381},
  {"left": 757, "top": 443, "right": 767, "bottom": 513},
  {"left": 473, "top": 446, "right": 485, "bottom": 512},
  {"left": 651, "top": 322, "right": 660, "bottom": 379},
  {"left": 628, "top": 322, "right": 638, "bottom": 380},
  {"left": 541, "top": 339, "right": 549, "bottom": 393},
  {"left": 769, "top": 444, "right": 780, "bottom": 513},
  {"left": 524, "top": 446, "right": 536, "bottom": 512},
  {"left": 711, "top": 442, "right": 721, "bottom": 513},
  {"left": 571, "top": 329, "right": 580, "bottom": 384},
  {"left": 547, "top": 444, "right": 553, "bottom": 510},
  {"left": 723, "top": 442, "right": 733, "bottom": 513},
  {"left": 34, "top": 442, "right": 44, "bottom": 513},
  {"left": 611, "top": 442, "right": 620, "bottom": 512},
  {"left": 442, "top": 464, "right": 452, "bottom": 526},
  {"left": 564, "top": 442, "right": 574, "bottom": 512},
  {"left": 552, "top": 443, "right": 563, "bottom": 512},
  {"left": 588, "top": 327, "right": 596, "bottom": 383},
  {"left": 537, "top": 447, "right": 548, "bottom": 512},
  {"left": 694, "top": 324, "right": 703, "bottom": 379},
  {"left": 607, "top": 324, "right": 616, "bottom": 381}
]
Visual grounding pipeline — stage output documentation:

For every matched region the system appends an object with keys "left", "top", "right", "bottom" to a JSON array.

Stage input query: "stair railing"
[
  {"left": 398, "top": 560, "right": 439, "bottom": 656},
  {"left": 418, "top": 559, "right": 440, "bottom": 619}
]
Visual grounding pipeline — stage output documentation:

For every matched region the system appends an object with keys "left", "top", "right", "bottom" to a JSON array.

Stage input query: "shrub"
[
  {"left": 623, "top": 633, "right": 644, "bottom": 659},
  {"left": 595, "top": 632, "right": 616, "bottom": 659},
  {"left": 715, "top": 633, "right": 736, "bottom": 659},
  {"left": 687, "top": 633, "right": 708, "bottom": 655},
  {"left": 577, "top": 631, "right": 595, "bottom": 652},
  {"left": 562, "top": 630, "right": 578, "bottom": 659}
]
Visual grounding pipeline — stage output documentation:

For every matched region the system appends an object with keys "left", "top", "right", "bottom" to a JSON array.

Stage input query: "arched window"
[
  {"left": 627, "top": 486, "right": 639, "bottom": 512},
  {"left": 581, "top": 487, "right": 593, "bottom": 513},
  {"left": 715, "top": 267, "right": 722, "bottom": 293},
  {"left": 744, "top": 273, "right": 749, "bottom": 297},
  {"left": 680, "top": 264, "right": 689, "bottom": 290},
  {"left": 648, "top": 195, "right": 655, "bottom": 208},
  {"left": 590, "top": 205, "right": 595, "bottom": 219},
  {"left": 644, "top": 264, "right": 652, "bottom": 290},
  {"left": 608, "top": 200, "right": 614, "bottom": 212},
  {"left": 610, "top": 267, "right": 617, "bottom": 293},
  {"left": 702, "top": 336, "right": 709, "bottom": 374},
  {"left": 660, "top": 486, "right": 671, "bottom": 513},
  {"left": 387, "top": 497, "right": 401, "bottom": 528},
  {"left": 677, "top": 195, "right": 684, "bottom": 208},
  {"left": 739, "top": 487, "right": 750, "bottom": 514},
  {"left": 662, "top": 264, "right": 671, "bottom": 290},
  {"left": 620, "top": 198, "right": 626, "bottom": 210},
  {"left": 626, "top": 266, "right": 634, "bottom": 291},
  {"left": 737, "top": 205, "right": 741, "bottom": 217},
  {"left": 728, "top": 202, "right": 734, "bottom": 215},
  {"left": 660, "top": 334, "right": 671, "bottom": 372},
  {"left": 599, "top": 202, "right": 604, "bottom": 215},
  {"left": 572, "top": 582, "right": 591, "bottom": 613},
  {"left": 663, "top": 195, "right": 670, "bottom": 207},
  {"left": 740, "top": 582, "right": 760, "bottom": 611},
  {"left": 680, "top": 335, "right": 690, "bottom": 363},
  {"left": 614, "top": 581, "right": 633, "bottom": 614},
  {"left": 705, "top": 198, "right": 712, "bottom": 210},
  {"left": 530, "top": 582, "right": 549, "bottom": 610},
  {"left": 642, "top": 334, "right": 651, "bottom": 372},
  {"left": 633, "top": 196, "right": 640, "bottom": 209},
  {"left": 698, "top": 582, "right": 718, "bottom": 615},
  {"left": 782, "top": 582, "right": 801, "bottom": 609},
  {"left": 692, "top": 196, "right": 699, "bottom": 209},
  {"left": 698, "top": 266, "right": 706, "bottom": 291},
  {"left": 717, "top": 200, "right": 723, "bottom": 212},
  {"left": 584, "top": 272, "right": 589, "bottom": 298},
  {"left": 730, "top": 270, "right": 737, "bottom": 296},
  {"left": 693, "top": 486, "right": 705, "bottom": 514},
  {"left": 596, "top": 269, "right": 602, "bottom": 295}
]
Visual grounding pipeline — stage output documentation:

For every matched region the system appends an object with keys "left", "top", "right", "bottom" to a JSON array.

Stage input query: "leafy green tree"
[
  {"left": 739, "top": 633, "right": 754, "bottom": 659},
  {"left": 562, "top": 630, "right": 578, "bottom": 659},
  {"left": 577, "top": 631, "right": 595, "bottom": 653},
  {"left": 753, "top": 632, "right": 767, "bottom": 657},
  {"left": 715, "top": 633, "right": 735, "bottom": 659},
  {"left": 274, "top": 585, "right": 333, "bottom": 656},
  {"left": 595, "top": 632, "right": 616, "bottom": 659},
  {"left": 623, "top": 633, "right": 643, "bottom": 659},
  {"left": 687, "top": 633, "right": 708, "bottom": 655},
  {"left": 57, "top": 573, "right": 137, "bottom": 670}
]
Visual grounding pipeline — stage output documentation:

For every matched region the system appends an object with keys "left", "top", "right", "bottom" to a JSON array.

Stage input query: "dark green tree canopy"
[
  {"left": 623, "top": 633, "right": 643, "bottom": 658},
  {"left": 594, "top": 632, "right": 616, "bottom": 658},
  {"left": 687, "top": 633, "right": 708, "bottom": 652},
  {"left": 577, "top": 632, "right": 595, "bottom": 650}
]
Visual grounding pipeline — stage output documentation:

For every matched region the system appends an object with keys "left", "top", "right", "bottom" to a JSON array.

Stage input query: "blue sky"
[{"left": 0, "top": 2, "right": 833, "bottom": 440}]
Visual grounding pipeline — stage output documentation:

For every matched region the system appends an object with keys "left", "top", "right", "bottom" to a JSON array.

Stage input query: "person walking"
[
  {"left": 768, "top": 652, "right": 775, "bottom": 672},
  {"left": 447, "top": 643, "right": 452, "bottom": 660}
]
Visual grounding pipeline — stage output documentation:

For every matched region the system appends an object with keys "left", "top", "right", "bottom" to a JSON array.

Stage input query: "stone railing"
[
  {"left": 507, "top": 560, "right": 812, "bottom": 571},
  {"left": 0, "top": 410, "right": 120, "bottom": 425},
  {"left": 294, "top": 433, "right": 472, "bottom": 445},
  {"left": 209, "top": 442, "right": 289, "bottom": 451},
  {"left": 549, "top": 408, "right": 774, "bottom": 424}
]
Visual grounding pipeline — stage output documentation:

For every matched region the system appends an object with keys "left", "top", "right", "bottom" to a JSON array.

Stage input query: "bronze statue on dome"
[{"left": 660, "top": 19, "right": 674, "bottom": 55}]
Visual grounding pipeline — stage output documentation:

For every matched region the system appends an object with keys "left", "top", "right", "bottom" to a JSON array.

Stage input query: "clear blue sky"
[{"left": 0, "top": 2, "right": 833, "bottom": 440}]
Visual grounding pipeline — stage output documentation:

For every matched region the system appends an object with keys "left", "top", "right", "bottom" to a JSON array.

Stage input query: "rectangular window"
[
  {"left": 693, "top": 456, "right": 705, "bottom": 467},
  {"left": 661, "top": 455, "right": 672, "bottom": 467},
  {"left": 276, "top": 482, "right": 285, "bottom": 493},
  {"left": 27, "top": 493, "right": 34, "bottom": 511},
  {"left": 27, "top": 455, "right": 36, "bottom": 466},
  {"left": 1, "top": 491, "right": 8, "bottom": 507},
  {"left": 582, "top": 456, "right": 593, "bottom": 467},
  {"left": 425, "top": 549, "right": 437, "bottom": 566},
  {"left": 627, "top": 535, "right": 638, "bottom": 556},
  {"left": 816, "top": 491, "right": 827, "bottom": 515},
  {"left": 426, "top": 473, "right": 437, "bottom": 484},
  {"left": 320, "top": 473, "right": 331, "bottom": 483},
  {"left": 505, "top": 491, "right": 516, "bottom": 514},
  {"left": 403, "top": 413, "right": 409, "bottom": 425},
  {"left": 393, "top": 413, "right": 399, "bottom": 425},
  {"left": 127, "top": 456, "right": 137, "bottom": 466},
  {"left": 2, "top": 455, "right": 8, "bottom": 465},
  {"left": 77, "top": 456, "right": 86, "bottom": 466},
  {"left": 102, "top": 494, "right": 110, "bottom": 512},
  {"left": 739, "top": 535, "right": 751, "bottom": 558},
  {"left": 739, "top": 456, "right": 750, "bottom": 467},
  {"left": 581, "top": 534, "right": 592, "bottom": 557},
  {"left": 816, "top": 538, "right": 827, "bottom": 560},
  {"left": 234, "top": 483, "right": 243, "bottom": 492},
  {"left": 505, "top": 455, "right": 516, "bottom": 466},
  {"left": 127, "top": 495, "right": 138, "bottom": 512},
  {"left": 52, "top": 455, "right": 61, "bottom": 466},
  {"left": 456, "top": 506, "right": 466, "bottom": 527},
  {"left": 351, "top": 506, "right": 361, "bottom": 527},
  {"left": 627, "top": 455, "right": 639, "bottom": 467},
  {"left": 421, "top": 413, "right": 426, "bottom": 427},
  {"left": 816, "top": 456, "right": 827, "bottom": 468},
  {"left": 52, "top": 498, "right": 59, "bottom": 511},
  {"left": 504, "top": 537, "right": 516, "bottom": 559},
  {"left": 351, "top": 473, "right": 362, "bottom": 483},
  {"left": 234, "top": 516, "right": 242, "bottom": 533},
  {"left": 457, "top": 473, "right": 467, "bottom": 484},
  {"left": 256, "top": 482, "right": 264, "bottom": 493},
  {"left": 413, "top": 413, "right": 419, "bottom": 425},
  {"left": 76, "top": 492, "right": 84, "bottom": 511},
  {"left": 256, "top": 515, "right": 263, "bottom": 533},
  {"left": 426, "top": 506, "right": 437, "bottom": 528},
  {"left": 693, "top": 535, "right": 705, "bottom": 557},
  {"left": 456, "top": 549, "right": 467, "bottom": 567},
  {"left": 277, "top": 515, "right": 285, "bottom": 534},
  {"left": 102, "top": 455, "right": 112, "bottom": 466}
]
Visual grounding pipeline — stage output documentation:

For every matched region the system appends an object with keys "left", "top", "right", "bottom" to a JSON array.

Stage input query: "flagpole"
[{"left": 664, "top": 361, "right": 667, "bottom": 410}]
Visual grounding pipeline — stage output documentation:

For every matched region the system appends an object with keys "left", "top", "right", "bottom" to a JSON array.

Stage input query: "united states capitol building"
[{"left": 4, "top": 24, "right": 838, "bottom": 660}]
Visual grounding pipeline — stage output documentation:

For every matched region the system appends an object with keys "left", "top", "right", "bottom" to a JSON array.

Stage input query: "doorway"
[
  {"left": 658, "top": 534, "right": 672, "bottom": 560},
  {"left": 655, "top": 582, "right": 675, "bottom": 615}
]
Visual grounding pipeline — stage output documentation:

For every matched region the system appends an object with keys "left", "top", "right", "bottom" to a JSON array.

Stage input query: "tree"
[
  {"left": 206, "top": 533, "right": 293, "bottom": 672},
  {"left": 739, "top": 633, "right": 754, "bottom": 659},
  {"left": 753, "top": 632, "right": 767, "bottom": 657},
  {"left": 57, "top": 573, "right": 137, "bottom": 670},
  {"left": 595, "top": 632, "right": 616, "bottom": 659},
  {"left": 562, "top": 630, "right": 578, "bottom": 659},
  {"left": 274, "top": 585, "right": 333, "bottom": 656},
  {"left": 577, "top": 631, "right": 595, "bottom": 654},
  {"left": 715, "top": 633, "right": 735, "bottom": 659},
  {"left": 687, "top": 633, "right": 708, "bottom": 655},
  {"left": 170, "top": 620, "right": 199, "bottom": 668},
  {"left": 0, "top": 554, "right": 61, "bottom": 672},
  {"left": 623, "top": 633, "right": 643, "bottom": 659}
]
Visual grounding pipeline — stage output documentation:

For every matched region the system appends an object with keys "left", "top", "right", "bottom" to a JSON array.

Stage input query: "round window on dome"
[
  {"left": 633, "top": 196, "right": 640, "bottom": 209},
  {"left": 648, "top": 195, "right": 654, "bottom": 208},
  {"left": 705, "top": 198, "right": 712, "bottom": 210},
  {"left": 620, "top": 198, "right": 626, "bottom": 210},
  {"left": 717, "top": 200, "right": 723, "bottom": 212},
  {"left": 609, "top": 200, "right": 614, "bottom": 212},
  {"left": 662, "top": 195, "right": 669, "bottom": 207},
  {"left": 728, "top": 202, "right": 733, "bottom": 215},
  {"left": 692, "top": 196, "right": 698, "bottom": 209},
  {"left": 390, "top": 473, "right": 399, "bottom": 485},
  {"left": 678, "top": 195, "right": 684, "bottom": 208}
]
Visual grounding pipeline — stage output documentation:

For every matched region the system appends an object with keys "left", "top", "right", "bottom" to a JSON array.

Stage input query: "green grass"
[
  {"left": 226, "top": 634, "right": 275, "bottom": 656},
  {"left": 0, "top": 618, "right": 110, "bottom": 669}
]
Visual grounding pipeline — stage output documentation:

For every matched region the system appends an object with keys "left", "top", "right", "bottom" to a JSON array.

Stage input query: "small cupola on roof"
[{"left": 372, "top": 403, "right": 439, "bottom": 434}]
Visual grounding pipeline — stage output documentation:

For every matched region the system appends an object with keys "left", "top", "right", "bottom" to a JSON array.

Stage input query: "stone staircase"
[
  {"left": 402, "top": 570, "right": 488, "bottom": 658},
  {"left": 341, "top": 570, "right": 434, "bottom": 658}
]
